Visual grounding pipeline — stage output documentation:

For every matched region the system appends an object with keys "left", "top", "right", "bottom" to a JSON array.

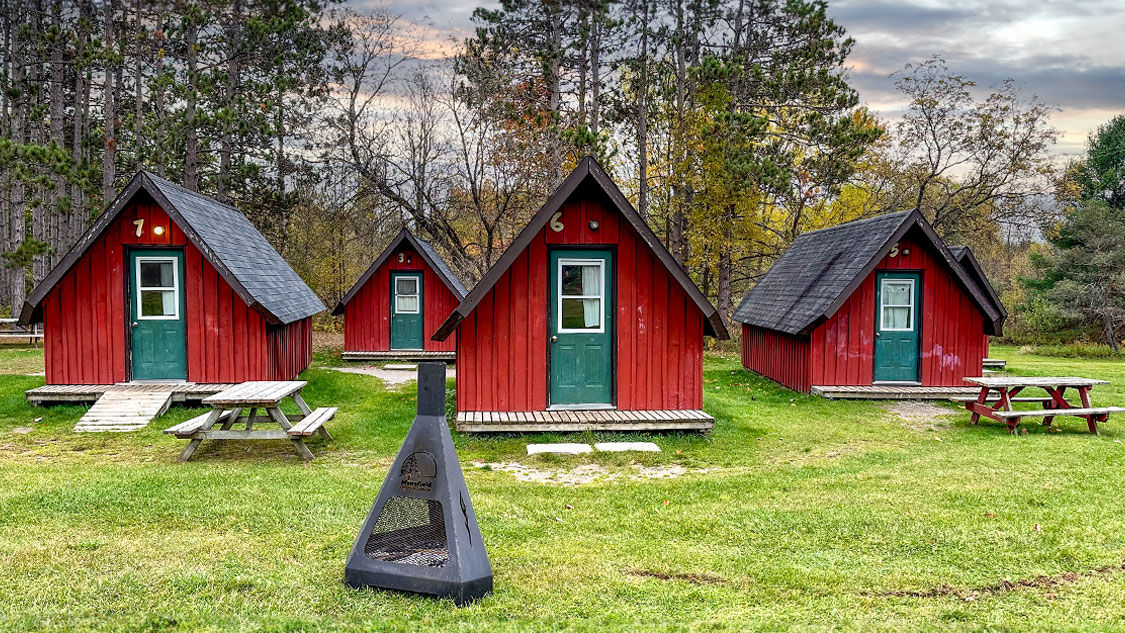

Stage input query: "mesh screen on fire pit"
[{"left": 364, "top": 496, "right": 449, "bottom": 567}]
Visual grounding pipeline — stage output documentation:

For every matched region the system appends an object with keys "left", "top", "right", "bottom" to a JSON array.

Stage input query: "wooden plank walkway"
[
  {"left": 455, "top": 409, "right": 714, "bottom": 433},
  {"left": 26, "top": 382, "right": 231, "bottom": 405},
  {"left": 74, "top": 390, "right": 173, "bottom": 432},
  {"left": 342, "top": 350, "right": 455, "bottom": 362},
  {"left": 811, "top": 385, "right": 982, "bottom": 400}
]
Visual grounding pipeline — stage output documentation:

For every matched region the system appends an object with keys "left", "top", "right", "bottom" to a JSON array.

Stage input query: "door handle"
[
  {"left": 132, "top": 321, "right": 138, "bottom": 328},
  {"left": 875, "top": 332, "right": 880, "bottom": 337},
  {"left": 551, "top": 335, "right": 558, "bottom": 343}
]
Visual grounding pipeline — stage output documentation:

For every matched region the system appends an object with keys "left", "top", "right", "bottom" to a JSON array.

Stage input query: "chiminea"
[{"left": 344, "top": 362, "right": 492, "bottom": 605}]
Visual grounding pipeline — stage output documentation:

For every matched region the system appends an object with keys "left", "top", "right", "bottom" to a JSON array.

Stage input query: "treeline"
[{"left": 1, "top": 0, "right": 1077, "bottom": 340}]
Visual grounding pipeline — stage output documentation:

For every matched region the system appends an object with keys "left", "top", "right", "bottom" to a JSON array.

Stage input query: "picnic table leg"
[
  {"left": 179, "top": 409, "right": 222, "bottom": 461},
  {"left": 969, "top": 387, "right": 989, "bottom": 424},
  {"left": 996, "top": 388, "right": 1021, "bottom": 434},
  {"left": 1079, "top": 386, "right": 1098, "bottom": 434},
  {"left": 220, "top": 407, "right": 242, "bottom": 431},
  {"left": 267, "top": 406, "right": 315, "bottom": 461},
  {"left": 245, "top": 407, "right": 257, "bottom": 430},
  {"left": 1040, "top": 387, "right": 1060, "bottom": 428},
  {"left": 293, "top": 392, "right": 313, "bottom": 416}
]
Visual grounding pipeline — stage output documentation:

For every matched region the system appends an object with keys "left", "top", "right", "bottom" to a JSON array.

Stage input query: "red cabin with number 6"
[
  {"left": 432, "top": 157, "right": 729, "bottom": 433},
  {"left": 734, "top": 210, "right": 1006, "bottom": 394},
  {"left": 18, "top": 171, "right": 325, "bottom": 385}
]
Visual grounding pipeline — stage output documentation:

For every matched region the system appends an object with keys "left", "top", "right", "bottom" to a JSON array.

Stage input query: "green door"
[
  {"left": 390, "top": 272, "right": 424, "bottom": 350},
  {"left": 549, "top": 249, "right": 613, "bottom": 406},
  {"left": 873, "top": 271, "right": 921, "bottom": 382},
  {"left": 129, "top": 249, "right": 187, "bottom": 380}
]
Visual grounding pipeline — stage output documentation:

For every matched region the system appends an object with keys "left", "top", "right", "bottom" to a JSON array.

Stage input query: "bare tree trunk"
[
  {"left": 717, "top": 205, "right": 734, "bottom": 329},
  {"left": 635, "top": 0, "right": 650, "bottom": 218},
  {"left": 589, "top": 12, "right": 600, "bottom": 138},
  {"left": 1105, "top": 311, "right": 1120, "bottom": 353},
  {"left": 102, "top": 0, "right": 117, "bottom": 205},
  {"left": 183, "top": 21, "right": 199, "bottom": 190},
  {"left": 133, "top": 0, "right": 144, "bottom": 171},
  {"left": 152, "top": 11, "right": 165, "bottom": 177},
  {"left": 39, "top": 0, "right": 66, "bottom": 282},
  {"left": 218, "top": 0, "right": 242, "bottom": 203},
  {"left": 547, "top": 8, "right": 563, "bottom": 183},
  {"left": 0, "top": 0, "right": 13, "bottom": 311},
  {"left": 9, "top": 12, "right": 27, "bottom": 312}
]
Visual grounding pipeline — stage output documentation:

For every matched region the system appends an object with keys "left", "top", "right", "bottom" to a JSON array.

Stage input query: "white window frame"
[
  {"left": 879, "top": 278, "right": 915, "bottom": 332},
  {"left": 394, "top": 274, "right": 421, "bottom": 315},
  {"left": 135, "top": 256, "right": 180, "bottom": 321},
  {"left": 556, "top": 258, "right": 605, "bottom": 334}
]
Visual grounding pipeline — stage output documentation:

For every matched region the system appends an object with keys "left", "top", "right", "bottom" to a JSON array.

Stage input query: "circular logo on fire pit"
[{"left": 400, "top": 452, "right": 437, "bottom": 491}]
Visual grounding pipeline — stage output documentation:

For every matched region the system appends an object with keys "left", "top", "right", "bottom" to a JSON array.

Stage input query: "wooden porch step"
[
  {"left": 75, "top": 390, "right": 173, "bottom": 432},
  {"left": 343, "top": 350, "right": 455, "bottom": 362},
  {"left": 455, "top": 409, "right": 714, "bottom": 433},
  {"left": 812, "top": 385, "right": 982, "bottom": 400}
]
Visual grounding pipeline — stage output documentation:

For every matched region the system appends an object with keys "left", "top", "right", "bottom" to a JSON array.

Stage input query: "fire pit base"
[{"left": 344, "top": 362, "right": 492, "bottom": 606}]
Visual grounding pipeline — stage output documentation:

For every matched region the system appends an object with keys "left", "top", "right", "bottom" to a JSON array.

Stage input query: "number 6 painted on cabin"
[
  {"left": 134, "top": 219, "right": 144, "bottom": 237},
  {"left": 550, "top": 211, "right": 564, "bottom": 232}
]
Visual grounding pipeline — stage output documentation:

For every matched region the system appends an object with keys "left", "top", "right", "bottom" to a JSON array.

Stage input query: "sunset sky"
[{"left": 355, "top": 0, "right": 1125, "bottom": 158}]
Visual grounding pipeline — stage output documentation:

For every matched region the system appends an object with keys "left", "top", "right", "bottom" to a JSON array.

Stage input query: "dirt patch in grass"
[
  {"left": 326, "top": 364, "right": 455, "bottom": 388},
  {"left": 627, "top": 569, "right": 726, "bottom": 585},
  {"left": 886, "top": 401, "right": 955, "bottom": 431},
  {"left": 870, "top": 562, "right": 1125, "bottom": 599},
  {"left": 476, "top": 461, "right": 710, "bottom": 485}
]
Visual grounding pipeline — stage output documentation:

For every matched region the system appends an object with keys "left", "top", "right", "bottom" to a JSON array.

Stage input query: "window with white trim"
[
  {"left": 880, "top": 278, "right": 915, "bottom": 331},
  {"left": 395, "top": 276, "right": 420, "bottom": 314},
  {"left": 557, "top": 259, "right": 604, "bottom": 332},
  {"left": 136, "top": 257, "right": 179, "bottom": 319}
]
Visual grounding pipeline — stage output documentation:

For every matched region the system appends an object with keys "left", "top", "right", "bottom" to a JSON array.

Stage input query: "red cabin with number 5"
[
  {"left": 432, "top": 157, "right": 729, "bottom": 433},
  {"left": 18, "top": 171, "right": 325, "bottom": 385},
  {"left": 734, "top": 210, "right": 1006, "bottom": 394}
]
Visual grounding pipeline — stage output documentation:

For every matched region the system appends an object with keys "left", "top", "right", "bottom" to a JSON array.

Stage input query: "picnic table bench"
[
  {"left": 963, "top": 376, "right": 1125, "bottom": 434},
  {"left": 164, "top": 381, "right": 336, "bottom": 461}
]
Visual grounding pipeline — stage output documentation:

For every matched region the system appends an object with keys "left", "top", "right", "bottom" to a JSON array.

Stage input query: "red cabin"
[
  {"left": 19, "top": 171, "right": 324, "bottom": 385},
  {"left": 332, "top": 229, "right": 466, "bottom": 361},
  {"left": 734, "top": 210, "right": 1005, "bottom": 395},
  {"left": 432, "top": 157, "right": 729, "bottom": 432}
]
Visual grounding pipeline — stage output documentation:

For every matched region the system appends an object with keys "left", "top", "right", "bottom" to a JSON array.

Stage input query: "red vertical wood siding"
[
  {"left": 267, "top": 317, "right": 313, "bottom": 380},
  {"left": 342, "top": 244, "right": 459, "bottom": 353},
  {"left": 457, "top": 196, "right": 705, "bottom": 412},
  {"left": 802, "top": 234, "right": 986, "bottom": 388},
  {"left": 41, "top": 194, "right": 312, "bottom": 384},
  {"left": 741, "top": 324, "right": 811, "bottom": 392}
]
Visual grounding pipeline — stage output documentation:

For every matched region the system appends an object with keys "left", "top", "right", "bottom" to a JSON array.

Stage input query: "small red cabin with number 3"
[
  {"left": 332, "top": 229, "right": 467, "bottom": 361},
  {"left": 432, "top": 157, "right": 729, "bottom": 433},
  {"left": 734, "top": 210, "right": 1005, "bottom": 394},
  {"left": 18, "top": 171, "right": 325, "bottom": 385}
]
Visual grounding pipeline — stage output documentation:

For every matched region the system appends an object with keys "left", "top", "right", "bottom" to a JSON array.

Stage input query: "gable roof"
[
  {"left": 20, "top": 171, "right": 325, "bottom": 326},
  {"left": 949, "top": 245, "right": 1007, "bottom": 326},
  {"left": 331, "top": 228, "right": 468, "bottom": 316},
  {"left": 432, "top": 156, "right": 729, "bottom": 341},
  {"left": 732, "top": 209, "right": 1004, "bottom": 336}
]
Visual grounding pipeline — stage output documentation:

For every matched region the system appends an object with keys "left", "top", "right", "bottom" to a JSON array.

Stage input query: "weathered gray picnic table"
[
  {"left": 963, "top": 376, "right": 1125, "bottom": 434},
  {"left": 164, "top": 381, "right": 336, "bottom": 461}
]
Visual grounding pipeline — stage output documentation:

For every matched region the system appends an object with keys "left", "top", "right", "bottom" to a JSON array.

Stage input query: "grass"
[{"left": 2, "top": 346, "right": 1125, "bottom": 631}]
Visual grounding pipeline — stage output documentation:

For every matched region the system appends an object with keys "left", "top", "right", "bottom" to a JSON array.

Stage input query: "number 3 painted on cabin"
[
  {"left": 134, "top": 219, "right": 144, "bottom": 237},
  {"left": 550, "top": 211, "right": 564, "bottom": 232},
  {"left": 888, "top": 242, "right": 899, "bottom": 258}
]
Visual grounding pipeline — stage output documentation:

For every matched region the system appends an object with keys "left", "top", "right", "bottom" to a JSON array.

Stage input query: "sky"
[{"left": 353, "top": 0, "right": 1125, "bottom": 158}]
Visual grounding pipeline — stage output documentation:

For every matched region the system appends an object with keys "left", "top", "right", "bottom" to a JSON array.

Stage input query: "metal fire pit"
[{"left": 344, "top": 362, "right": 492, "bottom": 605}]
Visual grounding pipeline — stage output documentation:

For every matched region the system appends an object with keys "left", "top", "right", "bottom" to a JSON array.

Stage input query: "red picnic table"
[{"left": 963, "top": 376, "right": 1125, "bottom": 434}]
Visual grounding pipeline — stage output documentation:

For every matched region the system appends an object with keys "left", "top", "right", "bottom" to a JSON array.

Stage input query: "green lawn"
[{"left": 2, "top": 345, "right": 1125, "bottom": 631}]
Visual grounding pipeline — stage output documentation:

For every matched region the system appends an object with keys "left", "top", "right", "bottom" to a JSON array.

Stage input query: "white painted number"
[
  {"left": 550, "top": 211, "right": 564, "bottom": 232},
  {"left": 888, "top": 242, "right": 899, "bottom": 258},
  {"left": 398, "top": 252, "right": 405, "bottom": 262},
  {"left": 133, "top": 219, "right": 144, "bottom": 237}
]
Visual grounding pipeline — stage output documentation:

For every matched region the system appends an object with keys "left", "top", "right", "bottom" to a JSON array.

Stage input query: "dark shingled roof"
[
  {"left": 733, "top": 209, "right": 1004, "bottom": 336},
  {"left": 332, "top": 229, "right": 468, "bottom": 316},
  {"left": 949, "top": 245, "right": 1007, "bottom": 325},
  {"left": 432, "top": 156, "right": 729, "bottom": 341},
  {"left": 20, "top": 171, "right": 325, "bottom": 326}
]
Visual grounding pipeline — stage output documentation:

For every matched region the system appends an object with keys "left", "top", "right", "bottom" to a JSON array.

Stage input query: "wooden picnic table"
[
  {"left": 963, "top": 376, "right": 1124, "bottom": 434},
  {"left": 164, "top": 381, "right": 336, "bottom": 461}
]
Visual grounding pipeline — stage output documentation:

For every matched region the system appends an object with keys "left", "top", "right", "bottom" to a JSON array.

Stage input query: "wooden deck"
[
  {"left": 26, "top": 382, "right": 232, "bottom": 406},
  {"left": 811, "top": 385, "right": 982, "bottom": 400},
  {"left": 455, "top": 409, "right": 714, "bottom": 433},
  {"left": 982, "top": 358, "right": 1007, "bottom": 369},
  {"left": 343, "top": 350, "right": 455, "bottom": 362}
]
